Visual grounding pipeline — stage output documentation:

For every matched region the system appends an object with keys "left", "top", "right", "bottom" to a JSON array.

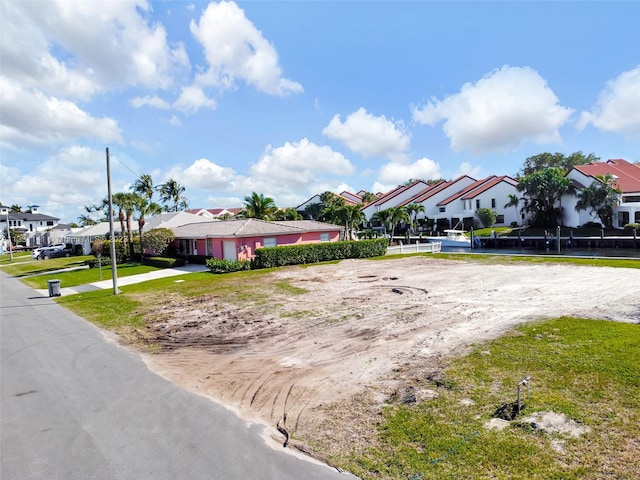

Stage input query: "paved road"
[{"left": 1, "top": 272, "right": 351, "bottom": 479}]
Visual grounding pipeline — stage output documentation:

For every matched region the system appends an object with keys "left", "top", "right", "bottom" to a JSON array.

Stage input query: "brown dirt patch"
[{"left": 138, "top": 258, "right": 640, "bottom": 454}]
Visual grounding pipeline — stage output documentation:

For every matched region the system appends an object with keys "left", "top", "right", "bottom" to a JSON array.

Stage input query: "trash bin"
[{"left": 48, "top": 279, "right": 61, "bottom": 297}]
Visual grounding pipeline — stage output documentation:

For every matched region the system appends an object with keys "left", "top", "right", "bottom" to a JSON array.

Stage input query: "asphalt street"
[{"left": 0, "top": 272, "right": 351, "bottom": 479}]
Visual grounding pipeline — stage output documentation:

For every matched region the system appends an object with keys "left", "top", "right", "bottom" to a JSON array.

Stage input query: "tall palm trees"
[
  {"left": 405, "top": 203, "right": 425, "bottom": 233},
  {"left": 575, "top": 173, "right": 621, "bottom": 229}
]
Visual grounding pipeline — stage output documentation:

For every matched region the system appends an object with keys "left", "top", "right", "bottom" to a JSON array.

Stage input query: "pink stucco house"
[{"left": 169, "top": 219, "right": 343, "bottom": 261}]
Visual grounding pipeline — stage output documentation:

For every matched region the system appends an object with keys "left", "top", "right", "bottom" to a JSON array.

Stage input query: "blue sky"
[{"left": 1, "top": 1, "right": 639, "bottom": 224}]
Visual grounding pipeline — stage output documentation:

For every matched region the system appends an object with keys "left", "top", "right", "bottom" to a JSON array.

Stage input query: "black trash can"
[{"left": 48, "top": 279, "right": 61, "bottom": 297}]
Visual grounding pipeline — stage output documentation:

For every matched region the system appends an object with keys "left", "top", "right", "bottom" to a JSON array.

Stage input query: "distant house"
[
  {"left": 563, "top": 159, "right": 640, "bottom": 228},
  {"left": 169, "top": 219, "right": 342, "bottom": 261},
  {"left": 295, "top": 192, "right": 360, "bottom": 219},
  {"left": 186, "top": 208, "right": 243, "bottom": 219},
  {"left": 0, "top": 206, "right": 60, "bottom": 247}
]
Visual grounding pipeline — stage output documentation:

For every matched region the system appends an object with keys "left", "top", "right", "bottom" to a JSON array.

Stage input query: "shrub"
[
  {"left": 206, "top": 258, "right": 251, "bottom": 273},
  {"left": 142, "top": 228, "right": 175, "bottom": 256},
  {"left": 251, "top": 238, "right": 388, "bottom": 269},
  {"left": 476, "top": 208, "right": 497, "bottom": 228},
  {"left": 142, "top": 256, "right": 186, "bottom": 268}
]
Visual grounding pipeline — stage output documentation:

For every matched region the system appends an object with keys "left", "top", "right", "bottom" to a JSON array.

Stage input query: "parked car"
[
  {"left": 31, "top": 243, "right": 66, "bottom": 259},
  {"left": 35, "top": 247, "right": 72, "bottom": 260}
]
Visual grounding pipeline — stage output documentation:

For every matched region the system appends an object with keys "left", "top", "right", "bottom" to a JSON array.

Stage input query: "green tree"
[
  {"left": 77, "top": 214, "right": 97, "bottom": 226},
  {"left": 274, "top": 207, "right": 303, "bottom": 221},
  {"left": 320, "top": 193, "right": 347, "bottom": 224},
  {"left": 476, "top": 208, "right": 497, "bottom": 228},
  {"left": 575, "top": 173, "right": 621, "bottom": 229},
  {"left": 142, "top": 228, "right": 175, "bottom": 256},
  {"left": 337, "top": 203, "right": 365, "bottom": 240},
  {"left": 371, "top": 208, "right": 394, "bottom": 236},
  {"left": 519, "top": 151, "right": 599, "bottom": 177},
  {"left": 504, "top": 194, "right": 521, "bottom": 225},
  {"left": 360, "top": 191, "right": 377, "bottom": 204},
  {"left": 405, "top": 203, "right": 426, "bottom": 233},
  {"left": 132, "top": 195, "right": 162, "bottom": 246},
  {"left": 9, "top": 204, "right": 22, "bottom": 213},
  {"left": 388, "top": 206, "right": 410, "bottom": 240},
  {"left": 132, "top": 174, "right": 155, "bottom": 201},
  {"left": 157, "top": 178, "right": 187, "bottom": 212},
  {"left": 242, "top": 192, "right": 278, "bottom": 220},
  {"left": 516, "top": 168, "right": 570, "bottom": 227}
]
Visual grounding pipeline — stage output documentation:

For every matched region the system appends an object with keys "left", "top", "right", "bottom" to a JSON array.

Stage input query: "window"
[
  {"left": 263, "top": 237, "right": 277, "bottom": 248},
  {"left": 439, "top": 207, "right": 445, "bottom": 213},
  {"left": 496, "top": 215, "right": 505, "bottom": 224},
  {"left": 475, "top": 199, "right": 480, "bottom": 209},
  {"left": 491, "top": 198, "right": 496, "bottom": 208},
  {"left": 206, "top": 239, "right": 213, "bottom": 256},
  {"left": 618, "top": 212, "right": 630, "bottom": 228},
  {"left": 320, "top": 232, "right": 330, "bottom": 242},
  {"left": 47, "top": 221, "right": 54, "bottom": 226}
]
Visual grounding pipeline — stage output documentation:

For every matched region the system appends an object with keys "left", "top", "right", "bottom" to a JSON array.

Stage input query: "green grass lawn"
[
  {"left": 0, "top": 255, "right": 162, "bottom": 288},
  {"left": 331, "top": 317, "right": 639, "bottom": 479}
]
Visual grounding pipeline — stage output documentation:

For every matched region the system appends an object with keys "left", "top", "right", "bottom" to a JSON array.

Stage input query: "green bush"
[
  {"left": 251, "top": 238, "right": 388, "bottom": 269},
  {"left": 141, "top": 256, "right": 186, "bottom": 268},
  {"left": 206, "top": 258, "right": 251, "bottom": 273}
]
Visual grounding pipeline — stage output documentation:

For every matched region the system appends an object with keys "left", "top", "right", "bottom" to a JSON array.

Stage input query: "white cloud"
[
  {"left": 378, "top": 157, "right": 441, "bottom": 185},
  {"left": 0, "top": 78, "right": 122, "bottom": 147},
  {"left": 456, "top": 162, "right": 482, "bottom": 178},
  {"left": 4, "top": 146, "right": 110, "bottom": 220},
  {"left": 0, "top": 0, "right": 189, "bottom": 97},
  {"left": 250, "top": 138, "right": 354, "bottom": 189},
  {"left": 190, "top": 1, "right": 302, "bottom": 96},
  {"left": 169, "top": 115, "right": 182, "bottom": 127},
  {"left": 177, "top": 159, "right": 238, "bottom": 190},
  {"left": 323, "top": 108, "right": 411, "bottom": 161},
  {"left": 577, "top": 66, "right": 640, "bottom": 136},
  {"left": 130, "top": 95, "right": 171, "bottom": 109},
  {"left": 173, "top": 85, "right": 217, "bottom": 113},
  {"left": 412, "top": 66, "right": 573, "bottom": 154}
]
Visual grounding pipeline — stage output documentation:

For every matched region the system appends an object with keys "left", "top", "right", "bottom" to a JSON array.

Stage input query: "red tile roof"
[{"left": 573, "top": 159, "right": 640, "bottom": 193}]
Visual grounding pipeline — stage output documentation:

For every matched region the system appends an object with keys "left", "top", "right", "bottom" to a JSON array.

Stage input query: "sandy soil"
[{"left": 139, "top": 257, "right": 640, "bottom": 453}]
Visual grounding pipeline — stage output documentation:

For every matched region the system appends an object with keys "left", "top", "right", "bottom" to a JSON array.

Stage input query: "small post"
[
  {"left": 516, "top": 374, "right": 530, "bottom": 414},
  {"left": 556, "top": 226, "right": 561, "bottom": 253}
]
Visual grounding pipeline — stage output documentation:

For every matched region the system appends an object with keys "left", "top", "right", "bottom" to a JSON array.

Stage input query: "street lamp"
[{"left": 0, "top": 207, "right": 14, "bottom": 261}]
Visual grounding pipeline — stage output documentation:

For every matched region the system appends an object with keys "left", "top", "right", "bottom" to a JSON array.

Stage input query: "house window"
[
  {"left": 618, "top": 211, "right": 629, "bottom": 227},
  {"left": 206, "top": 239, "right": 213, "bottom": 256},
  {"left": 496, "top": 215, "right": 505, "bottom": 224},
  {"left": 439, "top": 207, "right": 446, "bottom": 213},
  {"left": 263, "top": 237, "right": 277, "bottom": 248},
  {"left": 491, "top": 198, "right": 496, "bottom": 208},
  {"left": 179, "top": 239, "right": 192, "bottom": 255},
  {"left": 47, "top": 221, "right": 53, "bottom": 226},
  {"left": 320, "top": 232, "right": 330, "bottom": 242},
  {"left": 475, "top": 199, "right": 480, "bottom": 209}
]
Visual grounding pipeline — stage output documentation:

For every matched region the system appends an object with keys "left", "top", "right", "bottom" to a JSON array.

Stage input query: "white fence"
[{"left": 386, "top": 241, "right": 442, "bottom": 255}]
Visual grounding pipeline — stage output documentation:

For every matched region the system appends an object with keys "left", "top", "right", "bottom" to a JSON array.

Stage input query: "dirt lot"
[{"left": 139, "top": 257, "right": 640, "bottom": 456}]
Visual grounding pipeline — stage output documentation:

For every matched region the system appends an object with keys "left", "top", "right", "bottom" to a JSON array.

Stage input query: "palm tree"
[
  {"left": 575, "top": 173, "right": 621, "bottom": 229},
  {"left": 133, "top": 195, "right": 162, "bottom": 246},
  {"left": 504, "top": 194, "right": 520, "bottom": 225},
  {"left": 341, "top": 204, "right": 366, "bottom": 240},
  {"left": 405, "top": 203, "right": 425, "bottom": 233},
  {"left": 157, "top": 178, "right": 187, "bottom": 212},
  {"left": 77, "top": 214, "right": 97, "bottom": 226},
  {"left": 132, "top": 174, "right": 154, "bottom": 201},
  {"left": 242, "top": 192, "right": 278, "bottom": 220},
  {"left": 371, "top": 208, "right": 394, "bottom": 237},
  {"left": 274, "top": 208, "right": 303, "bottom": 221},
  {"left": 388, "top": 206, "right": 411, "bottom": 241}
]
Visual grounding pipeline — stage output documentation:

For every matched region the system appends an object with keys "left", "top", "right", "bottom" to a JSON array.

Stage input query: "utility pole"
[{"left": 106, "top": 147, "right": 119, "bottom": 295}]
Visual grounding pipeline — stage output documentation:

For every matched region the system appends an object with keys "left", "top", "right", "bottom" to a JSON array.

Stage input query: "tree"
[
  {"left": 132, "top": 174, "right": 154, "bottom": 201},
  {"left": 476, "top": 208, "right": 497, "bottom": 228},
  {"left": 274, "top": 208, "right": 303, "bottom": 221},
  {"left": 9, "top": 204, "right": 22, "bottom": 213},
  {"left": 360, "top": 191, "right": 377, "bottom": 204},
  {"left": 519, "top": 151, "right": 599, "bottom": 177},
  {"left": 142, "top": 228, "right": 175, "bottom": 256},
  {"left": 516, "top": 168, "right": 570, "bottom": 227},
  {"left": 337, "top": 204, "right": 365, "bottom": 240},
  {"left": 242, "top": 192, "right": 277, "bottom": 220},
  {"left": 405, "top": 203, "right": 425, "bottom": 233},
  {"left": 157, "top": 178, "right": 187, "bottom": 212},
  {"left": 320, "top": 193, "right": 346, "bottom": 224},
  {"left": 134, "top": 196, "right": 163, "bottom": 245},
  {"left": 388, "top": 206, "right": 410, "bottom": 240},
  {"left": 504, "top": 194, "right": 521, "bottom": 225},
  {"left": 77, "top": 214, "right": 97, "bottom": 226},
  {"left": 575, "top": 173, "right": 621, "bottom": 229},
  {"left": 371, "top": 208, "right": 394, "bottom": 236}
]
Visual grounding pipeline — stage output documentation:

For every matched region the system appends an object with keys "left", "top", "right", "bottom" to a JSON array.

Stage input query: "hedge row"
[
  {"left": 251, "top": 238, "right": 388, "bottom": 269},
  {"left": 142, "top": 256, "right": 186, "bottom": 268},
  {"left": 206, "top": 258, "right": 251, "bottom": 273}
]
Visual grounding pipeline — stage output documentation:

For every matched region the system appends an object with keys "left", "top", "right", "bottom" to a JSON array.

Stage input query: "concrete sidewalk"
[{"left": 36, "top": 263, "right": 209, "bottom": 297}]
